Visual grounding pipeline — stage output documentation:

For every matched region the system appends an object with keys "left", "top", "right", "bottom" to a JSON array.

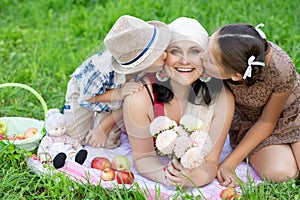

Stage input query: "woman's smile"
[{"left": 175, "top": 67, "right": 195, "bottom": 73}]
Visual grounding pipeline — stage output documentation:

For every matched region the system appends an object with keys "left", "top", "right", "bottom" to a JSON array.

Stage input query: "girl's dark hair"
[
  {"left": 153, "top": 77, "right": 222, "bottom": 106},
  {"left": 216, "top": 23, "right": 269, "bottom": 87}
]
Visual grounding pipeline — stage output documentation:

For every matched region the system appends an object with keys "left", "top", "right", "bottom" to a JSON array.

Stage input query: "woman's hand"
[
  {"left": 217, "top": 164, "right": 239, "bottom": 187},
  {"left": 165, "top": 159, "right": 191, "bottom": 186}
]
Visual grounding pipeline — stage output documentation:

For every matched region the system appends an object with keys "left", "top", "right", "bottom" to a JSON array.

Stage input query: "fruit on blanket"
[
  {"left": 24, "top": 127, "right": 38, "bottom": 139},
  {"left": 91, "top": 157, "right": 111, "bottom": 171},
  {"left": 111, "top": 155, "right": 130, "bottom": 171},
  {"left": 220, "top": 188, "right": 241, "bottom": 200},
  {"left": 0, "top": 121, "right": 7, "bottom": 135},
  {"left": 101, "top": 167, "right": 115, "bottom": 181},
  {"left": 116, "top": 170, "right": 134, "bottom": 184},
  {"left": 31, "top": 154, "right": 40, "bottom": 161}
]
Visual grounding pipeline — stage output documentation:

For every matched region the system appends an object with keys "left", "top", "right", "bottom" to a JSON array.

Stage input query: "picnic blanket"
[{"left": 26, "top": 133, "right": 262, "bottom": 199}]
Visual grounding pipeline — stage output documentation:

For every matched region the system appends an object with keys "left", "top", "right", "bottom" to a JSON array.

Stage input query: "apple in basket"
[
  {"left": 101, "top": 167, "right": 115, "bottom": 181},
  {"left": 6, "top": 134, "right": 25, "bottom": 140},
  {"left": 0, "top": 134, "right": 5, "bottom": 140},
  {"left": 111, "top": 155, "right": 130, "bottom": 171},
  {"left": 24, "top": 127, "right": 38, "bottom": 139},
  {"left": 116, "top": 170, "right": 135, "bottom": 184},
  {"left": 16, "top": 134, "right": 25, "bottom": 140},
  {"left": 0, "top": 120, "right": 7, "bottom": 135},
  {"left": 91, "top": 157, "right": 111, "bottom": 171}
]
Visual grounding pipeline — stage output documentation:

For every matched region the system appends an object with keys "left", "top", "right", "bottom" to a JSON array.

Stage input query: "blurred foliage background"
[{"left": 0, "top": 0, "right": 299, "bottom": 119}]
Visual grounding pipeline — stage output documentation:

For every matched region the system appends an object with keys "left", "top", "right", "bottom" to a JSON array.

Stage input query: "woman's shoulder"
[
  {"left": 124, "top": 82, "right": 153, "bottom": 107},
  {"left": 123, "top": 82, "right": 155, "bottom": 122}
]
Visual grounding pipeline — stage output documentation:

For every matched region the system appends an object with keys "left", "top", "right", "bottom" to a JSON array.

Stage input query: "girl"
[{"left": 201, "top": 23, "right": 300, "bottom": 187}]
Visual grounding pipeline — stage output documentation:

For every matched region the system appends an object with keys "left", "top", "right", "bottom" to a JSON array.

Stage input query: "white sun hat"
[{"left": 104, "top": 15, "right": 171, "bottom": 74}]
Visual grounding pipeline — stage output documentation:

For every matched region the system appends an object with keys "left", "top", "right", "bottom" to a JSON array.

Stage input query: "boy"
[{"left": 63, "top": 15, "right": 171, "bottom": 148}]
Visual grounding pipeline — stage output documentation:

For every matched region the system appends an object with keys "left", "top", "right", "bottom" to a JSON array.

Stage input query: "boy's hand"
[
  {"left": 85, "top": 126, "right": 108, "bottom": 148},
  {"left": 118, "top": 79, "right": 143, "bottom": 100}
]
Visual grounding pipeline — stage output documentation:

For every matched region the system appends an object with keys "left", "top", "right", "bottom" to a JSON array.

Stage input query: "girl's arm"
[
  {"left": 123, "top": 87, "right": 170, "bottom": 185},
  {"left": 218, "top": 88, "right": 292, "bottom": 186}
]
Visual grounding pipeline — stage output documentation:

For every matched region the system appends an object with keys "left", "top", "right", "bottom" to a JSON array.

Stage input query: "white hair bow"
[
  {"left": 255, "top": 23, "right": 266, "bottom": 39},
  {"left": 243, "top": 55, "right": 265, "bottom": 79}
]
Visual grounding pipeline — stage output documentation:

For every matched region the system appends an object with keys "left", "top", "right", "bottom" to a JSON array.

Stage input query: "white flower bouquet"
[{"left": 150, "top": 115, "right": 212, "bottom": 169}]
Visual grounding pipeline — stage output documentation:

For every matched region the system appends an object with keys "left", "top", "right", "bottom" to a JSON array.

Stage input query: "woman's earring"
[
  {"left": 156, "top": 69, "right": 169, "bottom": 82},
  {"left": 199, "top": 76, "right": 212, "bottom": 82}
]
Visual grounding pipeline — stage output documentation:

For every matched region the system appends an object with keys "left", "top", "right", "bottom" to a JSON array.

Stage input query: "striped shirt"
[{"left": 72, "top": 51, "right": 126, "bottom": 113}]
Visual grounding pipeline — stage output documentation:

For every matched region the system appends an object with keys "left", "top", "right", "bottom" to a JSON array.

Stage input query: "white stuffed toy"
[{"left": 37, "top": 108, "right": 87, "bottom": 169}]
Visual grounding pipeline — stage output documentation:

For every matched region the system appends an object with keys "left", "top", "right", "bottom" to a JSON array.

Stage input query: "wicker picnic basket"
[{"left": 0, "top": 83, "right": 48, "bottom": 151}]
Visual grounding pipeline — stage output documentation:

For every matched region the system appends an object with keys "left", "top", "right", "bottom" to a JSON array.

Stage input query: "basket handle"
[{"left": 0, "top": 83, "right": 48, "bottom": 120}]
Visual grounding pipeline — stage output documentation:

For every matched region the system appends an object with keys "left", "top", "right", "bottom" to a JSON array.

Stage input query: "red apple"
[
  {"left": 24, "top": 127, "right": 38, "bottom": 139},
  {"left": 17, "top": 134, "right": 25, "bottom": 140},
  {"left": 116, "top": 170, "right": 134, "bottom": 184},
  {"left": 91, "top": 157, "right": 111, "bottom": 171},
  {"left": 101, "top": 167, "right": 115, "bottom": 181},
  {"left": 0, "top": 120, "right": 7, "bottom": 135},
  {"left": 0, "top": 134, "right": 5, "bottom": 140},
  {"left": 8, "top": 136, "right": 16, "bottom": 140},
  {"left": 220, "top": 188, "right": 241, "bottom": 200},
  {"left": 31, "top": 154, "right": 40, "bottom": 161},
  {"left": 111, "top": 155, "right": 130, "bottom": 171}
]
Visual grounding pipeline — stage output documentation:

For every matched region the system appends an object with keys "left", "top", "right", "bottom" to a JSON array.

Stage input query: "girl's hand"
[
  {"left": 217, "top": 164, "right": 239, "bottom": 187},
  {"left": 165, "top": 159, "right": 191, "bottom": 186}
]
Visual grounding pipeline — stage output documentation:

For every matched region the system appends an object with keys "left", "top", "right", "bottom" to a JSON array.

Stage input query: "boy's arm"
[
  {"left": 88, "top": 89, "right": 122, "bottom": 102},
  {"left": 87, "top": 80, "right": 143, "bottom": 102}
]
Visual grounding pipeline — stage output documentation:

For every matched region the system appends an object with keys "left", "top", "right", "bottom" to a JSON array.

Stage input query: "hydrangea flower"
[
  {"left": 180, "top": 147, "right": 206, "bottom": 169},
  {"left": 150, "top": 115, "right": 212, "bottom": 169},
  {"left": 155, "top": 130, "right": 177, "bottom": 155},
  {"left": 180, "top": 115, "right": 204, "bottom": 133},
  {"left": 150, "top": 116, "right": 177, "bottom": 137},
  {"left": 189, "top": 130, "right": 212, "bottom": 156},
  {"left": 173, "top": 126, "right": 189, "bottom": 137},
  {"left": 173, "top": 134, "right": 191, "bottom": 158}
]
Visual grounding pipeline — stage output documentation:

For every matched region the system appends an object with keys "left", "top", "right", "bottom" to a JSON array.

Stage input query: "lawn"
[{"left": 0, "top": 0, "right": 299, "bottom": 199}]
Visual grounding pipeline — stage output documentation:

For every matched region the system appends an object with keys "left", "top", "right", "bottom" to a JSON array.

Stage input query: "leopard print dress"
[{"left": 227, "top": 42, "right": 300, "bottom": 157}]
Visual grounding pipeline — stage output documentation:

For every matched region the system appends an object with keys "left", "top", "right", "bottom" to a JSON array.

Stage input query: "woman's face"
[
  {"left": 200, "top": 33, "right": 233, "bottom": 80},
  {"left": 165, "top": 40, "right": 203, "bottom": 86}
]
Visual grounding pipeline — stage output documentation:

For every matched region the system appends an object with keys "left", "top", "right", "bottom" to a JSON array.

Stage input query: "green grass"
[{"left": 0, "top": 0, "right": 299, "bottom": 199}]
